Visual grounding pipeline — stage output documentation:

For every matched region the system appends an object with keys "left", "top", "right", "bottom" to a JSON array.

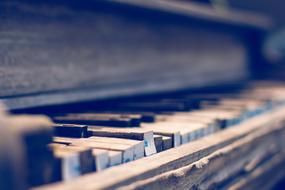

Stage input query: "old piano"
[{"left": 1, "top": 0, "right": 285, "bottom": 190}]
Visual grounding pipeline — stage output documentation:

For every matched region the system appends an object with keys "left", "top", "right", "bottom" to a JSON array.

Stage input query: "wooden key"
[
  {"left": 51, "top": 145, "right": 95, "bottom": 181},
  {"left": 108, "top": 151, "right": 122, "bottom": 167},
  {"left": 155, "top": 113, "right": 220, "bottom": 134},
  {"left": 53, "top": 149, "right": 82, "bottom": 181},
  {"left": 140, "top": 123, "right": 181, "bottom": 146},
  {"left": 48, "top": 143, "right": 67, "bottom": 149},
  {"left": 91, "top": 149, "right": 109, "bottom": 171},
  {"left": 53, "top": 137, "right": 134, "bottom": 163},
  {"left": 88, "top": 136, "right": 144, "bottom": 160},
  {"left": 49, "top": 143, "right": 109, "bottom": 172},
  {"left": 76, "top": 141, "right": 133, "bottom": 164},
  {"left": 59, "top": 146, "right": 94, "bottom": 174},
  {"left": 186, "top": 109, "right": 241, "bottom": 128},
  {"left": 87, "top": 126, "right": 157, "bottom": 156},
  {"left": 142, "top": 121, "right": 208, "bottom": 145}
]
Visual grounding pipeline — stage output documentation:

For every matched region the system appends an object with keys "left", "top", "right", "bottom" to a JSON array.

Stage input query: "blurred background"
[{"left": 194, "top": 0, "right": 285, "bottom": 78}]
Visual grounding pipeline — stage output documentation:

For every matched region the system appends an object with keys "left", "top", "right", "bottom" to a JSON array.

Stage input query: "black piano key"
[
  {"left": 113, "top": 101, "right": 188, "bottom": 112},
  {"left": 53, "top": 124, "right": 88, "bottom": 138},
  {"left": 52, "top": 114, "right": 139, "bottom": 127},
  {"left": 162, "top": 136, "right": 173, "bottom": 150},
  {"left": 78, "top": 113, "right": 143, "bottom": 125},
  {"left": 140, "top": 113, "right": 156, "bottom": 123}
]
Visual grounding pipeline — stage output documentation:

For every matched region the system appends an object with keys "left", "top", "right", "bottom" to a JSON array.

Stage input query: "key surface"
[
  {"left": 87, "top": 126, "right": 157, "bottom": 156},
  {"left": 89, "top": 136, "right": 144, "bottom": 160}
]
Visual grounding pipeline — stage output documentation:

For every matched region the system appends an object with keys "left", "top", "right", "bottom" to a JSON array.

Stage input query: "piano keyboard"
[{"left": 2, "top": 81, "right": 285, "bottom": 189}]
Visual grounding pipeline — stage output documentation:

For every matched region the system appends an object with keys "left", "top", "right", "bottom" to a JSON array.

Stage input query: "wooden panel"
[{"left": 0, "top": 0, "right": 270, "bottom": 110}]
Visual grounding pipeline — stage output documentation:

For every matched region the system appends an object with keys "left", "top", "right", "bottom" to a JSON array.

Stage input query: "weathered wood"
[
  {"left": 54, "top": 137, "right": 134, "bottom": 163},
  {"left": 0, "top": 0, "right": 270, "bottom": 110},
  {"left": 142, "top": 122, "right": 209, "bottom": 145},
  {"left": 141, "top": 123, "right": 182, "bottom": 147},
  {"left": 52, "top": 146, "right": 94, "bottom": 181},
  {"left": 117, "top": 119, "right": 285, "bottom": 190},
  {"left": 228, "top": 154, "right": 285, "bottom": 190},
  {"left": 88, "top": 137, "right": 144, "bottom": 160},
  {"left": 34, "top": 104, "right": 285, "bottom": 190}
]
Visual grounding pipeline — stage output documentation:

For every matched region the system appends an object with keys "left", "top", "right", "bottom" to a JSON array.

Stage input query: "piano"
[{"left": 1, "top": 0, "right": 285, "bottom": 190}]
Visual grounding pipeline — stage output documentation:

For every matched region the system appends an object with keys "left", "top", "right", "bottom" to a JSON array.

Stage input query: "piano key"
[
  {"left": 142, "top": 121, "right": 209, "bottom": 145},
  {"left": 52, "top": 148, "right": 82, "bottom": 181},
  {"left": 140, "top": 124, "right": 181, "bottom": 147},
  {"left": 139, "top": 113, "right": 156, "bottom": 123},
  {"left": 51, "top": 145, "right": 96, "bottom": 181},
  {"left": 53, "top": 124, "right": 88, "bottom": 138},
  {"left": 49, "top": 143, "right": 109, "bottom": 172},
  {"left": 59, "top": 146, "right": 94, "bottom": 174},
  {"left": 87, "top": 126, "right": 157, "bottom": 156},
  {"left": 52, "top": 114, "right": 139, "bottom": 127},
  {"left": 153, "top": 135, "right": 163, "bottom": 153},
  {"left": 162, "top": 136, "right": 172, "bottom": 150},
  {"left": 81, "top": 112, "right": 155, "bottom": 123},
  {"left": 48, "top": 143, "right": 67, "bottom": 149},
  {"left": 155, "top": 113, "right": 220, "bottom": 133},
  {"left": 113, "top": 101, "right": 188, "bottom": 112},
  {"left": 81, "top": 142, "right": 133, "bottom": 164},
  {"left": 185, "top": 109, "right": 242, "bottom": 128},
  {"left": 200, "top": 102, "right": 262, "bottom": 120},
  {"left": 54, "top": 137, "right": 134, "bottom": 163},
  {"left": 71, "top": 113, "right": 143, "bottom": 126},
  {"left": 88, "top": 136, "right": 144, "bottom": 160},
  {"left": 151, "top": 99, "right": 197, "bottom": 110},
  {"left": 182, "top": 94, "right": 228, "bottom": 106},
  {"left": 108, "top": 151, "right": 122, "bottom": 167},
  {"left": 91, "top": 149, "right": 109, "bottom": 171}
]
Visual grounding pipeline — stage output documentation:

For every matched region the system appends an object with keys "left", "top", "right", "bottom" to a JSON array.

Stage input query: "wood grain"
[{"left": 0, "top": 0, "right": 269, "bottom": 110}]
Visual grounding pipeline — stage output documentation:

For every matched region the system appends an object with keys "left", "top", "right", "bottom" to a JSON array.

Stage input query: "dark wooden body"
[{"left": 0, "top": 0, "right": 270, "bottom": 110}]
